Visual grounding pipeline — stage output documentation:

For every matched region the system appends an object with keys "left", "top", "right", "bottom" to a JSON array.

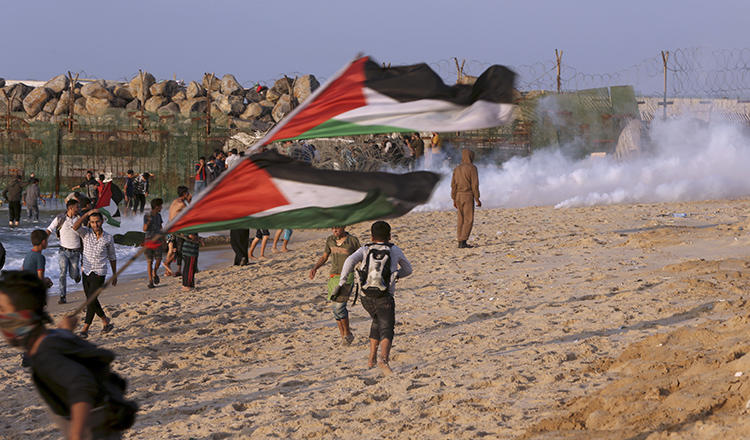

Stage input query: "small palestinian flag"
[
  {"left": 254, "top": 55, "right": 516, "bottom": 147},
  {"left": 95, "top": 181, "right": 124, "bottom": 227},
  {"left": 165, "top": 151, "right": 439, "bottom": 233}
]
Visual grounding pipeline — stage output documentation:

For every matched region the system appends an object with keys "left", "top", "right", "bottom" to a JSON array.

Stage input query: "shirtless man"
[{"left": 163, "top": 186, "right": 191, "bottom": 276}]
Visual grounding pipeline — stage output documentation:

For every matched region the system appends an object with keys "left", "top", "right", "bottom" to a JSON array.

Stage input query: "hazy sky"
[{"left": 2, "top": 0, "right": 748, "bottom": 89}]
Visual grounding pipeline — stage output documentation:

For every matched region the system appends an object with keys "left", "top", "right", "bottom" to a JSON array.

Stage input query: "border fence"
[{"left": 3, "top": 47, "right": 750, "bottom": 200}]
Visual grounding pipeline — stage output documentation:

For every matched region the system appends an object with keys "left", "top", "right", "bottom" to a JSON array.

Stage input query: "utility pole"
[
  {"left": 205, "top": 73, "right": 214, "bottom": 137},
  {"left": 65, "top": 71, "right": 79, "bottom": 133},
  {"left": 555, "top": 49, "right": 563, "bottom": 93},
  {"left": 661, "top": 50, "right": 669, "bottom": 120}
]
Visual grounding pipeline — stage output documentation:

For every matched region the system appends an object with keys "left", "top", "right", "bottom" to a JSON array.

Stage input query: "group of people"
[
  {"left": 2, "top": 173, "right": 46, "bottom": 226},
  {"left": 194, "top": 148, "right": 244, "bottom": 193},
  {"left": 0, "top": 136, "right": 483, "bottom": 438}
]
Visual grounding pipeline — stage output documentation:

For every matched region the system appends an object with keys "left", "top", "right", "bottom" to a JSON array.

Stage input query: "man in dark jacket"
[
  {"left": 3, "top": 175, "right": 24, "bottom": 227},
  {"left": 0, "top": 271, "right": 136, "bottom": 439},
  {"left": 451, "top": 149, "right": 481, "bottom": 248}
]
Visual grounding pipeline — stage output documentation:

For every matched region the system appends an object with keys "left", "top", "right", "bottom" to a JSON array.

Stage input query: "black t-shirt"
[{"left": 30, "top": 330, "right": 115, "bottom": 417}]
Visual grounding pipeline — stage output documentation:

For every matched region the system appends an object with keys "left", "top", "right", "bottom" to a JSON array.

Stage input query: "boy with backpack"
[
  {"left": 337, "top": 221, "right": 412, "bottom": 374},
  {"left": 0, "top": 271, "right": 137, "bottom": 439}
]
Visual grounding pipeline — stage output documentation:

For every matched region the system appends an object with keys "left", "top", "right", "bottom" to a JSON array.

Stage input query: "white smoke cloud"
[{"left": 418, "top": 116, "right": 750, "bottom": 211}]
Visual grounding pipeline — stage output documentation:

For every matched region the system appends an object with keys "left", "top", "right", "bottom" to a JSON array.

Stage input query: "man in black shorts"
[{"left": 339, "top": 221, "right": 412, "bottom": 375}]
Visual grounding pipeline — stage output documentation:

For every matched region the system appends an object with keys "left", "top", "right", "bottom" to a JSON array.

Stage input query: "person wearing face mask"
[{"left": 0, "top": 271, "right": 137, "bottom": 439}]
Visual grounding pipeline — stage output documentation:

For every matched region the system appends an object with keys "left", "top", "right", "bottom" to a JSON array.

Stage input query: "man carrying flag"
[{"left": 95, "top": 172, "right": 124, "bottom": 227}]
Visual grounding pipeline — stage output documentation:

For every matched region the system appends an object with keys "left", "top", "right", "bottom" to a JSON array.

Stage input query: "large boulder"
[
  {"left": 81, "top": 81, "right": 113, "bottom": 100},
  {"left": 23, "top": 87, "right": 53, "bottom": 117},
  {"left": 73, "top": 97, "right": 88, "bottom": 115},
  {"left": 33, "top": 111, "right": 53, "bottom": 122},
  {"left": 202, "top": 73, "right": 220, "bottom": 93},
  {"left": 129, "top": 71, "right": 156, "bottom": 102},
  {"left": 293, "top": 75, "right": 319, "bottom": 103},
  {"left": 149, "top": 80, "right": 177, "bottom": 97},
  {"left": 245, "top": 88, "right": 262, "bottom": 103},
  {"left": 266, "top": 77, "right": 293, "bottom": 102},
  {"left": 240, "top": 102, "right": 270, "bottom": 120},
  {"left": 186, "top": 81, "right": 204, "bottom": 99},
  {"left": 43, "top": 98, "right": 59, "bottom": 114},
  {"left": 125, "top": 99, "right": 140, "bottom": 111},
  {"left": 113, "top": 84, "right": 134, "bottom": 100},
  {"left": 220, "top": 74, "right": 243, "bottom": 96},
  {"left": 215, "top": 94, "right": 244, "bottom": 115},
  {"left": 2, "top": 83, "right": 32, "bottom": 111},
  {"left": 53, "top": 91, "right": 72, "bottom": 115},
  {"left": 157, "top": 102, "right": 180, "bottom": 116},
  {"left": 85, "top": 96, "right": 111, "bottom": 115},
  {"left": 44, "top": 74, "right": 70, "bottom": 94},
  {"left": 111, "top": 97, "right": 128, "bottom": 108},
  {"left": 171, "top": 90, "right": 187, "bottom": 102},
  {"left": 272, "top": 94, "right": 293, "bottom": 122},
  {"left": 145, "top": 96, "right": 168, "bottom": 113},
  {"left": 179, "top": 97, "right": 208, "bottom": 117}
]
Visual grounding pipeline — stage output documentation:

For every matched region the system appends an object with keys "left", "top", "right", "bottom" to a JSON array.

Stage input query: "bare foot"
[
  {"left": 164, "top": 267, "right": 173, "bottom": 276},
  {"left": 281, "top": 248, "right": 290, "bottom": 253},
  {"left": 368, "top": 359, "right": 376, "bottom": 369},
  {"left": 258, "top": 255, "right": 266, "bottom": 260},
  {"left": 249, "top": 255, "right": 258, "bottom": 260},
  {"left": 378, "top": 362, "right": 394, "bottom": 375},
  {"left": 181, "top": 286, "right": 192, "bottom": 291},
  {"left": 272, "top": 248, "right": 279, "bottom": 253}
]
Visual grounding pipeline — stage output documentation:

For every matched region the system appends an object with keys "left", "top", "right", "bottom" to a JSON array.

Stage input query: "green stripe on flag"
[
  {"left": 174, "top": 191, "right": 398, "bottom": 233},
  {"left": 282, "top": 119, "right": 413, "bottom": 141},
  {"left": 98, "top": 208, "right": 121, "bottom": 227}
]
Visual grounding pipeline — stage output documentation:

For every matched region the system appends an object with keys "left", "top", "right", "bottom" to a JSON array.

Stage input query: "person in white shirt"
[
  {"left": 72, "top": 210, "right": 117, "bottom": 338},
  {"left": 224, "top": 148, "right": 241, "bottom": 169},
  {"left": 339, "top": 221, "right": 412, "bottom": 375},
  {"left": 45, "top": 198, "right": 83, "bottom": 304}
]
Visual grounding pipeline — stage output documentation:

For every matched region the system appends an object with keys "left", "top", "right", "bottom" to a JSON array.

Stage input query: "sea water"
[{"left": 0, "top": 206, "right": 150, "bottom": 296}]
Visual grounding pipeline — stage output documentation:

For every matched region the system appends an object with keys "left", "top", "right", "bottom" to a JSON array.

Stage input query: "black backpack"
[{"left": 357, "top": 243, "right": 393, "bottom": 297}]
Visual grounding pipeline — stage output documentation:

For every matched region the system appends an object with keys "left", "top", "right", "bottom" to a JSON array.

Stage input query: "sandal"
[
  {"left": 80, "top": 330, "right": 89, "bottom": 339},
  {"left": 102, "top": 323, "right": 114, "bottom": 334}
]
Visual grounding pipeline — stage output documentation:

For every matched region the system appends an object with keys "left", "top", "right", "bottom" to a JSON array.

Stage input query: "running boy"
[
  {"left": 0, "top": 271, "right": 137, "bottom": 439},
  {"left": 338, "top": 221, "right": 412, "bottom": 374},
  {"left": 309, "top": 226, "right": 360, "bottom": 345},
  {"left": 143, "top": 198, "right": 164, "bottom": 289},
  {"left": 22, "top": 229, "right": 53, "bottom": 289}
]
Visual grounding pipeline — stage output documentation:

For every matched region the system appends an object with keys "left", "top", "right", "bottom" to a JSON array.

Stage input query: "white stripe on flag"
[
  {"left": 250, "top": 178, "right": 369, "bottom": 218},
  {"left": 335, "top": 88, "right": 515, "bottom": 132}
]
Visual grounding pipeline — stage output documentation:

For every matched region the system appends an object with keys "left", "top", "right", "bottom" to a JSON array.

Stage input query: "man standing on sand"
[
  {"left": 143, "top": 198, "right": 164, "bottom": 289},
  {"left": 23, "top": 177, "right": 45, "bottom": 222},
  {"left": 45, "top": 198, "right": 83, "bottom": 304},
  {"left": 309, "top": 226, "right": 360, "bottom": 345},
  {"left": 451, "top": 149, "right": 481, "bottom": 248},
  {"left": 3, "top": 175, "right": 24, "bottom": 227},
  {"left": 72, "top": 210, "right": 116, "bottom": 338},
  {"left": 164, "top": 186, "right": 191, "bottom": 277},
  {"left": 338, "top": 221, "right": 412, "bottom": 374}
]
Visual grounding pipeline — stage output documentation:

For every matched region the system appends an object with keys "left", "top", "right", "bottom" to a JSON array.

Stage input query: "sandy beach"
[{"left": 3, "top": 199, "right": 750, "bottom": 438}]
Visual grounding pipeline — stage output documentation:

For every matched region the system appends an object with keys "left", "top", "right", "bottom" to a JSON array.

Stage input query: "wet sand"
[{"left": 3, "top": 200, "right": 750, "bottom": 439}]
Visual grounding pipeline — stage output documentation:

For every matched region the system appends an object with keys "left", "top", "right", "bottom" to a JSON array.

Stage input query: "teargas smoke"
[{"left": 417, "top": 116, "right": 750, "bottom": 211}]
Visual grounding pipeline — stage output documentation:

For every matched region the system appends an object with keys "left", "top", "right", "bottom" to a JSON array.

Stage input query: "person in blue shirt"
[{"left": 22, "top": 229, "right": 53, "bottom": 289}]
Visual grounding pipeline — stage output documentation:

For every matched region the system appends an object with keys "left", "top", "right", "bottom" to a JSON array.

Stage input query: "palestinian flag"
[
  {"left": 95, "top": 182, "right": 124, "bottom": 227},
  {"left": 253, "top": 55, "right": 516, "bottom": 147},
  {"left": 165, "top": 151, "right": 439, "bottom": 233}
]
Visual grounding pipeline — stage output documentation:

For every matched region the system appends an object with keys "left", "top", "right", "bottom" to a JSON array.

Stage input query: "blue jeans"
[
  {"left": 57, "top": 249, "right": 81, "bottom": 297},
  {"left": 194, "top": 180, "right": 206, "bottom": 194}
]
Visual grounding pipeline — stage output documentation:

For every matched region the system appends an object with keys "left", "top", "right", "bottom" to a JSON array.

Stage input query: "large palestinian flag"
[
  {"left": 253, "top": 56, "right": 516, "bottom": 147},
  {"left": 95, "top": 181, "right": 124, "bottom": 227},
  {"left": 166, "top": 151, "right": 439, "bottom": 233}
]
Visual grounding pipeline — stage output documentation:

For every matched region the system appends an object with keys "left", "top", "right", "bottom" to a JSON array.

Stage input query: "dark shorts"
[
  {"left": 360, "top": 295, "right": 395, "bottom": 341},
  {"left": 255, "top": 229, "right": 270, "bottom": 239},
  {"left": 144, "top": 246, "right": 163, "bottom": 260}
]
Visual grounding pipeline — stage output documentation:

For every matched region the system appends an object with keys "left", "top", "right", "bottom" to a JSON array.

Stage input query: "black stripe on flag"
[
  {"left": 251, "top": 151, "right": 439, "bottom": 205},
  {"left": 363, "top": 59, "right": 516, "bottom": 105}
]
